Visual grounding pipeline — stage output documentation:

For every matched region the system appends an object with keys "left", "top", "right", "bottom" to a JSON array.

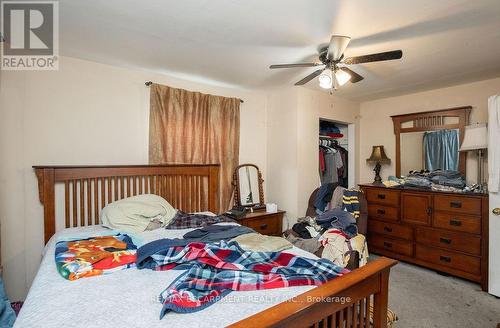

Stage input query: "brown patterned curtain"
[{"left": 148, "top": 83, "right": 240, "bottom": 211}]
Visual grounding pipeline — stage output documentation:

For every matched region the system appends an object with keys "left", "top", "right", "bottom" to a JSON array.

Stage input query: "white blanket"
[{"left": 14, "top": 223, "right": 317, "bottom": 328}]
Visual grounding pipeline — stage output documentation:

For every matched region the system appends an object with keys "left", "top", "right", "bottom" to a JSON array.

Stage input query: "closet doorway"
[{"left": 319, "top": 119, "right": 355, "bottom": 189}]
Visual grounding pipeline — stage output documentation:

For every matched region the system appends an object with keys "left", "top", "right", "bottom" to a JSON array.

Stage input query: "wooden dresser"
[
  {"left": 360, "top": 183, "right": 488, "bottom": 290},
  {"left": 237, "top": 210, "right": 285, "bottom": 236}
]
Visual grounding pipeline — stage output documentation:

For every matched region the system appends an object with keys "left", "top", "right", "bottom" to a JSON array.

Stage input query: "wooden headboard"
[{"left": 34, "top": 164, "right": 220, "bottom": 243}]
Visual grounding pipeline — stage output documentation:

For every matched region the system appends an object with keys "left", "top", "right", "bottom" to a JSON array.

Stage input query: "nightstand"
[{"left": 238, "top": 210, "right": 285, "bottom": 236}]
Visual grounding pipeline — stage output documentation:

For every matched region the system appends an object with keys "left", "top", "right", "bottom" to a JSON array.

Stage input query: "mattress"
[{"left": 14, "top": 221, "right": 317, "bottom": 328}]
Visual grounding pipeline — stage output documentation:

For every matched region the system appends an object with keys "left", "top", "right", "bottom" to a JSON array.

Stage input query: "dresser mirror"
[
  {"left": 232, "top": 164, "right": 264, "bottom": 207},
  {"left": 392, "top": 106, "right": 470, "bottom": 177}
]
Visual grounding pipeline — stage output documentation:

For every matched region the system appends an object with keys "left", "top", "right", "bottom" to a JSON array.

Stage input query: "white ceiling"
[{"left": 59, "top": 0, "right": 500, "bottom": 100}]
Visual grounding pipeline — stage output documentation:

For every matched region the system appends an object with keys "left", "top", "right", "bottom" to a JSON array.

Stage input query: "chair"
[{"left": 305, "top": 187, "right": 368, "bottom": 270}]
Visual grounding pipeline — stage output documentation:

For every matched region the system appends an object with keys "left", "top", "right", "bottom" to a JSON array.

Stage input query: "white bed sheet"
[{"left": 14, "top": 223, "right": 317, "bottom": 328}]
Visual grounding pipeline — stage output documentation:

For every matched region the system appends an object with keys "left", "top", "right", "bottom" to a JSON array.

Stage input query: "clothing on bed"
[
  {"left": 55, "top": 234, "right": 137, "bottom": 280},
  {"left": 165, "top": 211, "right": 236, "bottom": 230},
  {"left": 136, "top": 240, "right": 348, "bottom": 317},
  {"left": 182, "top": 225, "right": 254, "bottom": 242},
  {"left": 100, "top": 194, "right": 177, "bottom": 233},
  {"left": 285, "top": 234, "right": 322, "bottom": 254},
  {"left": 231, "top": 233, "right": 292, "bottom": 252}
]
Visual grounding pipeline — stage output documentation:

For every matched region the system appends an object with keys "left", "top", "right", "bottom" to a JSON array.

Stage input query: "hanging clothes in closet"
[
  {"left": 319, "top": 138, "right": 348, "bottom": 187},
  {"left": 319, "top": 120, "right": 349, "bottom": 188}
]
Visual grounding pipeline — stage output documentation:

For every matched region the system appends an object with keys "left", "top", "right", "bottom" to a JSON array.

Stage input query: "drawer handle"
[
  {"left": 450, "top": 201, "right": 462, "bottom": 208},
  {"left": 377, "top": 194, "right": 386, "bottom": 199},
  {"left": 449, "top": 219, "right": 462, "bottom": 226},
  {"left": 426, "top": 207, "right": 432, "bottom": 215},
  {"left": 383, "top": 242, "right": 392, "bottom": 248},
  {"left": 259, "top": 224, "right": 268, "bottom": 230},
  {"left": 377, "top": 209, "right": 386, "bottom": 215},
  {"left": 439, "top": 256, "right": 451, "bottom": 263},
  {"left": 383, "top": 226, "right": 393, "bottom": 233},
  {"left": 439, "top": 237, "right": 452, "bottom": 244}
]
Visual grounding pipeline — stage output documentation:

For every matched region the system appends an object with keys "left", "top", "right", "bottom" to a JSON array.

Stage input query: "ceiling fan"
[{"left": 269, "top": 35, "right": 403, "bottom": 90}]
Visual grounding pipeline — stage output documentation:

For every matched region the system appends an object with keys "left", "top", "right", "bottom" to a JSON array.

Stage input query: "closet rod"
[{"left": 144, "top": 81, "right": 244, "bottom": 103}]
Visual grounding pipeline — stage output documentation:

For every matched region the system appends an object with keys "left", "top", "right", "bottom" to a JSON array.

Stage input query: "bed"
[{"left": 18, "top": 164, "right": 396, "bottom": 328}]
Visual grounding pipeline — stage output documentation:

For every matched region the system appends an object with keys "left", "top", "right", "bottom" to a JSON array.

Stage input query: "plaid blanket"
[
  {"left": 137, "top": 240, "right": 348, "bottom": 317},
  {"left": 55, "top": 234, "right": 137, "bottom": 280},
  {"left": 165, "top": 211, "right": 236, "bottom": 229}
]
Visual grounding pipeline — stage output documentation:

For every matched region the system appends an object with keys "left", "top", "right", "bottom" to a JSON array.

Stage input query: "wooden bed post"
[
  {"left": 208, "top": 165, "right": 220, "bottom": 213},
  {"left": 372, "top": 269, "right": 390, "bottom": 328},
  {"left": 35, "top": 168, "right": 56, "bottom": 244}
]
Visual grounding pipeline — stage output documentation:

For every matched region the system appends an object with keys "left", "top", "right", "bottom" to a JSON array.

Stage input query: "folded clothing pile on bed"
[
  {"left": 165, "top": 211, "right": 236, "bottom": 229},
  {"left": 136, "top": 240, "right": 348, "bottom": 317},
  {"left": 55, "top": 234, "right": 137, "bottom": 280}
]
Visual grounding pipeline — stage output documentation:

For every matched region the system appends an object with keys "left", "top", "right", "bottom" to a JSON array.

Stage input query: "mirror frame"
[
  {"left": 232, "top": 163, "right": 265, "bottom": 207},
  {"left": 391, "top": 106, "right": 471, "bottom": 177}
]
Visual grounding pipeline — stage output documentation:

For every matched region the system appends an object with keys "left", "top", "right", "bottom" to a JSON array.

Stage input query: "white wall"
[
  {"left": 0, "top": 56, "right": 268, "bottom": 301},
  {"left": 266, "top": 87, "right": 360, "bottom": 226},
  {"left": 359, "top": 77, "right": 500, "bottom": 184},
  {"left": 265, "top": 88, "right": 299, "bottom": 229}
]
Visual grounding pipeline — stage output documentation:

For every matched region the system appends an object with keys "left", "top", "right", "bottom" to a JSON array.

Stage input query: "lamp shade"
[
  {"left": 366, "top": 145, "right": 391, "bottom": 164},
  {"left": 459, "top": 123, "right": 488, "bottom": 151}
]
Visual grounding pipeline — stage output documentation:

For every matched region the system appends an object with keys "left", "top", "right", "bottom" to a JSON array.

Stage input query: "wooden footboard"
[{"left": 229, "top": 257, "right": 397, "bottom": 328}]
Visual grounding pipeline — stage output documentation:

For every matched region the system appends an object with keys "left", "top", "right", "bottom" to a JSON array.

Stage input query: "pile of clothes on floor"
[
  {"left": 383, "top": 169, "right": 477, "bottom": 193},
  {"left": 284, "top": 184, "right": 368, "bottom": 269}
]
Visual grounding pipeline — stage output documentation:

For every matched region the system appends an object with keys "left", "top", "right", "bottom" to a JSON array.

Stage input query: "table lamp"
[
  {"left": 459, "top": 123, "right": 488, "bottom": 191},
  {"left": 367, "top": 145, "right": 391, "bottom": 183}
]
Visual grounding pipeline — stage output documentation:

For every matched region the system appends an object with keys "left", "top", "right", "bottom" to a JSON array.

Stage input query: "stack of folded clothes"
[
  {"left": 401, "top": 170, "right": 466, "bottom": 191},
  {"left": 428, "top": 170, "right": 466, "bottom": 189}
]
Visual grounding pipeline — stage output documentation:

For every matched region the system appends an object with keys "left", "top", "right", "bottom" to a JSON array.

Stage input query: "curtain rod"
[{"left": 145, "top": 81, "right": 244, "bottom": 103}]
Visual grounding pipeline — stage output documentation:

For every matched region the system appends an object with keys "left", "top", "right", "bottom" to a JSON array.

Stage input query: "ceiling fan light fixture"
[
  {"left": 334, "top": 69, "right": 351, "bottom": 86},
  {"left": 318, "top": 70, "right": 332, "bottom": 89}
]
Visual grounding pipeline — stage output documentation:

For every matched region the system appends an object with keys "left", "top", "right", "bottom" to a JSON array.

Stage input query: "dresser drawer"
[
  {"left": 368, "top": 220, "right": 413, "bottom": 240},
  {"left": 433, "top": 212, "right": 481, "bottom": 234},
  {"left": 368, "top": 205, "right": 399, "bottom": 221},
  {"left": 415, "top": 227, "right": 481, "bottom": 255},
  {"left": 415, "top": 245, "right": 480, "bottom": 275},
  {"left": 434, "top": 195, "right": 481, "bottom": 215},
  {"left": 241, "top": 215, "right": 281, "bottom": 236},
  {"left": 368, "top": 234, "right": 413, "bottom": 256},
  {"left": 365, "top": 188, "right": 400, "bottom": 206}
]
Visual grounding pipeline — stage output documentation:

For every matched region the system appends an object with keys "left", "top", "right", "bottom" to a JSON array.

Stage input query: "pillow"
[{"left": 100, "top": 194, "right": 177, "bottom": 233}]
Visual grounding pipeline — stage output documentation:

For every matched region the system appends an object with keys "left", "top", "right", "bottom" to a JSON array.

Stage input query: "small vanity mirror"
[{"left": 232, "top": 164, "right": 264, "bottom": 207}]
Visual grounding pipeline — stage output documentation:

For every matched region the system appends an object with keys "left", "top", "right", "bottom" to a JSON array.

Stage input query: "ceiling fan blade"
[
  {"left": 344, "top": 50, "right": 402, "bottom": 65},
  {"left": 327, "top": 35, "right": 351, "bottom": 61},
  {"left": 340, "top": 67, "right": 364, "bottom": 83},
  {"left": 294, "top": 69, "right": 325, "bottom": 86},
  {"left": 269, "top": 63, "right": 320, "bottom": 69}
]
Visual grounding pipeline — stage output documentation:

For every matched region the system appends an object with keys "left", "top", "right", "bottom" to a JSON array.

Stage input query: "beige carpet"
[{"left": 379, "top": 256, "right": 500, "bottom": 328}]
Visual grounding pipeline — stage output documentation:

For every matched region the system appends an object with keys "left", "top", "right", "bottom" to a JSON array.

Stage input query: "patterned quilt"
[
  {"left": 137, "top": 240, "right": 349, "bottom": 317},
  {"left": 55, "top": 234, "right": 137, "bottom": 281}
]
